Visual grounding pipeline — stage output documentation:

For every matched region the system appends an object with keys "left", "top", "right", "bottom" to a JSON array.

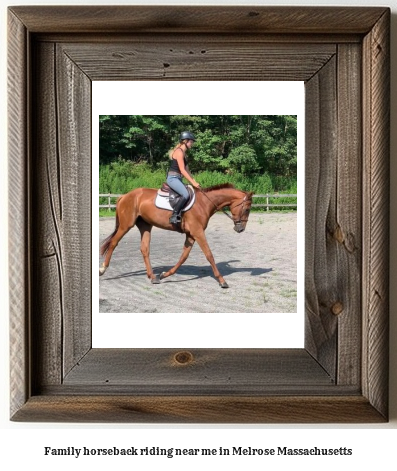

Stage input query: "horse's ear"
[{"left": 247, "top": 191, "right": 254, "bottom": 199}]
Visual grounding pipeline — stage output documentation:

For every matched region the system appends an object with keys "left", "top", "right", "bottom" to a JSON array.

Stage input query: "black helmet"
[{"left": 179, "top": 131, "right": 196, "bottom": 142}]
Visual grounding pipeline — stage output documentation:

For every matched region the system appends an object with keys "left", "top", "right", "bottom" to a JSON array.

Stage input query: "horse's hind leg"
[
  {"left": 100, "top": 194, "right": 140, "bottom": 276},
  {"left": 159, "top": 234, "right": 195, "bottom": 281},
  {"left": 99, "top": 224, "right": 131, "bottom": 275},
  {"left": 136, "top": 219, "right": 157, "bottom": 283}
]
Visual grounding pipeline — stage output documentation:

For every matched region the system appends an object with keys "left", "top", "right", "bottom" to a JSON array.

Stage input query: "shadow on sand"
[{"left": 101, "top": 260, "right": 272, "bottom": 283}]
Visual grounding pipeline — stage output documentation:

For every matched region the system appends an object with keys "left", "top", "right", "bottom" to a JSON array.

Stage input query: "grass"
[
  {"left": 99, "top": 208, "right": 116, "bottom": 217},
  {"left": 280, "top": 288, "right": 297, "bottom": 299}
]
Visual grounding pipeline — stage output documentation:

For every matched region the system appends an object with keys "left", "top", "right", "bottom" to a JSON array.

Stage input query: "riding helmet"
[{"left": 179, "top": 131, "right": 196, "bottom": 142}]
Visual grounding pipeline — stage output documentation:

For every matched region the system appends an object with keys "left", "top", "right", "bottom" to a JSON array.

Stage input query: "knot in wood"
[
  {"left": 174, "top": 351, "right": 194, "bottom": 365},
  {"left": 331, "top": 302, "right": 344, "bottom": 316},
  {"left": 333, "top": 225, "right": 344, "bottom": 244}
]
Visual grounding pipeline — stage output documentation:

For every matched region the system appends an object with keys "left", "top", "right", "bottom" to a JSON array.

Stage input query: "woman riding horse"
[
  {"left": 167, "top": 131, "right": 201, "bottom": 224},
  {"left": 100, "top": 183, "right": 253, "bottom": 288}
]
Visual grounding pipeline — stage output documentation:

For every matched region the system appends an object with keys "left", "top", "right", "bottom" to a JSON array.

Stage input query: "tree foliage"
[{"left": 99, "top": 115, "right": 297, "bottom": 178}]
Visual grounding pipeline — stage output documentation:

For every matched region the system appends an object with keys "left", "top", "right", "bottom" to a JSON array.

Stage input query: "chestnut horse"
[{"left": 99, "top": 183, "right": 253, "bottom": 288}]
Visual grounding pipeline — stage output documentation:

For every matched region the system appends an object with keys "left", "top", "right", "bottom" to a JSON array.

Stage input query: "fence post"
[{"left": 266, "top": 195, "right": 269, "bottom": 212}]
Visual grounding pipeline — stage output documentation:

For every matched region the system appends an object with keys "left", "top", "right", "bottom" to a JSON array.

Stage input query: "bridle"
[{"left": 199, "top": 189, "right": 251, "bottom": 226}]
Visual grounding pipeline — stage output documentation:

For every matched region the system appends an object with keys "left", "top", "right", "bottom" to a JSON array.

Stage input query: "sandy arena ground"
[{"left": 98, "top": 212, "right": 298, "bottom": 313}]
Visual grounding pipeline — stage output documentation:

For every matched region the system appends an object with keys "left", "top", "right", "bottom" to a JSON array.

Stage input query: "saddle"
[{"left": 155, "top": 183, "right": 196, "bottom": 212}]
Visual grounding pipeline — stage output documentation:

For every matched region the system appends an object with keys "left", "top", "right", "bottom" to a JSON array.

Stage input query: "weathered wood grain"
[
  {"left": 304, "top": 42, "right": 363, "bottom": 386},
  {"left": 34, "top": 33, "right": 363, "bottom": 45},
  {"left": 11, "top": 395, "right": 385, "bottom": 424},
  {"left": 8, "top": 6, "right": 387, "bottom": 34},
  {"left": 60, "top": 42, "right": 336, "bottom": 81},
  {"left": 304, "top": 56, "right": 338, "bottom": 377},
  {"left": 362, "top": 9, "right": 390, "bottom": 419},
  {"left": 55, "top": 45, "right": 92, "bottom": 377},
  {"left": 8, "top": 6, "right": 390, "bottom": 423},
  {"left": 32, "top": 41, "right": 63, "bottom": 388},
  {"left": 8, "top": 9, "right": 29, "bottom": 419},
  {"left": 32, "top": 42, "right": 92, "bottom": 387},
  {"left": 63, "top": 349, "right": 333, "bottom": 390},
  {"left": 335, "top": 44, "right": 362, "bottom": 386}
]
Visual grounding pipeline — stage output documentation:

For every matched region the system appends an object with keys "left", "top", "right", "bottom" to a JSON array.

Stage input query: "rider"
[{"left": 167, "top": 131, "right": 200, "bottom": 224}]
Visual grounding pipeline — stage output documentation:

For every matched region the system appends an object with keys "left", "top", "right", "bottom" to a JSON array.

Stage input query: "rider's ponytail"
[{"left": 168, "top": 140, "right": 188, "bottom": 159}]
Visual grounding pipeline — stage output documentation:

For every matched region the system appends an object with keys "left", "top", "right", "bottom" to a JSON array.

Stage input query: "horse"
[{"left": 99, "top": 183, "right": 253, "bottom": 288}]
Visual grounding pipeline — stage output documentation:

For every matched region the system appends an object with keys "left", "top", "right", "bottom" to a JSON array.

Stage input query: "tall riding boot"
[{"left": 169, "top": 197, "right": 187, "bottom": 224}]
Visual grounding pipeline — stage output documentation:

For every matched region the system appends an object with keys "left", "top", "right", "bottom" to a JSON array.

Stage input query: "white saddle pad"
[{"left": 155, "top": 185, "right": 196, "bottom": 212}]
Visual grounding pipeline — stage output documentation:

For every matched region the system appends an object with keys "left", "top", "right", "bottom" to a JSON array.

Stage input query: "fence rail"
[{"left": 100, "top": 193, "right": 297, "bottom": 211}]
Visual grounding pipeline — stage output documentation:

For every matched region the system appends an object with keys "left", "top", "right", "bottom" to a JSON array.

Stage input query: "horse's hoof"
[
  {"left": 159, "top": 272, "right": 166, "bottom": 280},
  {"left": 99, "top": 266, "right": 107, "bottom": 276},
  {"left": 219, "top": 281, "right": 229, "bottom": 288},
  {"left": 151, "top": 275, "right": 161, "bottom": 284}
]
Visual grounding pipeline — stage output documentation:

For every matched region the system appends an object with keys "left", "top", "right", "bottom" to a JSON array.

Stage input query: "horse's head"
[{"left": 230, "top": 191, "right": 254, "bottom": 233}]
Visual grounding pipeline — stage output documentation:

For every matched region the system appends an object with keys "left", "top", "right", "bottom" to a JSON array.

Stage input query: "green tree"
[{"left": 99, "top": 114, "right": 298, "bottom": 179}]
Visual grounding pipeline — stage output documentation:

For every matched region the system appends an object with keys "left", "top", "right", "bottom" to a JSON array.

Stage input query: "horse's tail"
[{"left": 99, "top": 195, "right": 123, "bottom": 256}]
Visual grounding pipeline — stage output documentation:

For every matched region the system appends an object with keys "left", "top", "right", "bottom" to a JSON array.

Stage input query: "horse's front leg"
[
  {"left": 158, "top": 235, "right": 195, "bottom": 281},
  {"left": 194, "top": 232, "right": 229, "bottom": 288}
]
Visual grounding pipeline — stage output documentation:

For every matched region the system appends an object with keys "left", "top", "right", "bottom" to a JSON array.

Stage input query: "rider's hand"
[{"left": 193, "top": 181, "right": 200, "bottom": 189}]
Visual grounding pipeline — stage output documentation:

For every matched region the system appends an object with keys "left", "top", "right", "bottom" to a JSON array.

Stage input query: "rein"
[{"left": 198, "top": 188, "right": 248, "bottom": 224}]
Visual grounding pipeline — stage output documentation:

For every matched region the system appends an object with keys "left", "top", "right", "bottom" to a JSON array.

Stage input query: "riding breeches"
[{"left": 166, "top": 175, "right": 189, "bottom": 202}]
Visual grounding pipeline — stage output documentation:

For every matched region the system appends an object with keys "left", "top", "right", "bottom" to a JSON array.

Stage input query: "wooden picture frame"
[{"left": 8, "top": 6, "right": 390, "bottom": 423}]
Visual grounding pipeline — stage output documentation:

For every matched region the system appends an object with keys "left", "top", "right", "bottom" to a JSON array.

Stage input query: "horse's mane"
[{"left": 201, "top": 183, "right": 236, "bottom": 193}]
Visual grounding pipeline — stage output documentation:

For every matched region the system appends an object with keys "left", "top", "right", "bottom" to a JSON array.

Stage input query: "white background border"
[
  {"left": 1, "top": 1, "right": 396, "bottom": 468},
  {"left": 92, "top": 81, "right": 305, "bottom": 348}
]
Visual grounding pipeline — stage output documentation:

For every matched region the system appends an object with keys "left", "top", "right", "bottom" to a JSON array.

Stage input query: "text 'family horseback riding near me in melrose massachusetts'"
[{"left": 44, "top": 446, "right": 353, "bottom": 458}]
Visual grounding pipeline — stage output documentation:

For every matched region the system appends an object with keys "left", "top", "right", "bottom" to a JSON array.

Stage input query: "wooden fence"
[{"left": 100, "top": 193, "right": 297, "bottom": 211}]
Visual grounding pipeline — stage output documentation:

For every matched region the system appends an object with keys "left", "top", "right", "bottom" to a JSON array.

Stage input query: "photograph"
[{"left": 92, "top": 83, "right": 305, "bottom": 348}]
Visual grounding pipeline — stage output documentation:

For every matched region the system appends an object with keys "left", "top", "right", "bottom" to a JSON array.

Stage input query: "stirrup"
[{"left": 169, "top": 213, "right": 182, "bottom": 224}]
